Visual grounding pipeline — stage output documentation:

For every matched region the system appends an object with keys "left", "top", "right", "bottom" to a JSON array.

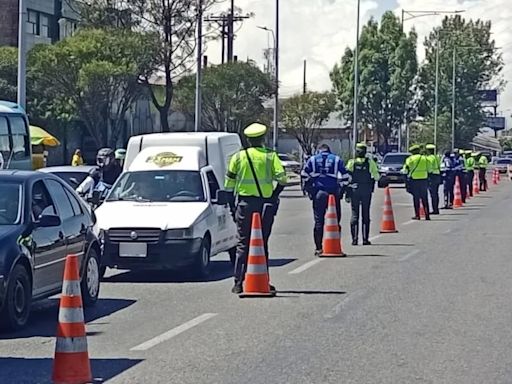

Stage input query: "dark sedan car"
[
  {"left": 378, "top": 152, "right": 410, "bottom": 188},
  {"left": 0, "top": 171, "right": 101, "bottom": 331}
]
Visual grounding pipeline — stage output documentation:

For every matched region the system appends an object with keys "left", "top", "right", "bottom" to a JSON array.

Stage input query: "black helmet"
[{"left": 96, "top": 148, "right": 115, "bottom": 167}]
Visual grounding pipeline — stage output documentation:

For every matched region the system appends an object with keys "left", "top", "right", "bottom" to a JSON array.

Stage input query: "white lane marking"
[
  {"left": 398, "top": 249, "right": 421, "bottom": 262},
  {"left": 369, "top": 234, "right": 383, "bottom": 242},
  {"left": 402, "top": 220, "right": 415, "bottom": 226},
  {"left": 289, "top": 259, "right": 323, "bottom": 275},
  {"left": 130, "top": 313, "right": 217, "bottom": 351},
  {"left": 324, "top": 289, "right": 366, "bottom": 319}
]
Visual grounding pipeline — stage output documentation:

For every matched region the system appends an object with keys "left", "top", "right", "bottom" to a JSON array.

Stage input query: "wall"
[{"left": 0, "top": 0, "right": 19, "bottom": 47}]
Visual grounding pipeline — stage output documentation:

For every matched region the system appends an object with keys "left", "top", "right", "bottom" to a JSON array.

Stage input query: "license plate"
[
  {"left": 389, "top": 176, "right": 398, "bottom": 180},
  {"left": 119, "top": 243, "right": 147, "bottom": 258}
]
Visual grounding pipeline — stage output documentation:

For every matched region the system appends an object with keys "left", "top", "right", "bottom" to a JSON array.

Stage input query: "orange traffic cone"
[
  {"left": 320, "top": 195, "right": 346, "bottom": 257},
  {"left": 380, "top": 187, "right": 398, "bottom": 233},
  {"left": 52, "top": 255, "right": 91, "bottom": 384},
  {"left": 453, "top": 176, "right": 463, "bottom": 208},
  {"left": 240, "top": 213, "right": 274, "bottom": 297},
  {"left": 473, "top": 173, "right": 480, "bottom": 195},
  {"left": 493, "top": 169, "right": 498, "bottom": 185}
]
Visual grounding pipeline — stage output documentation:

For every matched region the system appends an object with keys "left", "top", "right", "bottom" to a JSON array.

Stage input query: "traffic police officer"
[
  {"left": 225, "top": 123, "right": 287, "bottom": 294},
  {"left": 478, "top": 152, "right": 489, "bottom": 191},
  {"left": 454, "top": 149, "right": 467, "bottom": 203},
  {"left": 426, "top": 144, "right": 441, "bottom": 215},
  {"left": 302, "top": 144, "right": 350, "bottom": 256},
  {"left": 465, "top": 150, "right": 475, "bottom": 197},
  {"left": 403, "top": 145, "right": 431, "bottom": 220},
  {"left": 441, "top": 150, "right": 455, "bottom": 209},
  {"left": 346, "top": 143, "right": 380, "bottom": 246}
]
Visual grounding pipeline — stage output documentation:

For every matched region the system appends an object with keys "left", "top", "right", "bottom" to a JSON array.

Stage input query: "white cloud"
[{"left": 205, "top": 0, "right": 511, "bottom": 122}]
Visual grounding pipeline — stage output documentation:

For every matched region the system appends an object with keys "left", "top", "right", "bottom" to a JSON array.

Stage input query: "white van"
[{"left": 95, "top": 132, "right": 241, "bottom": 276}]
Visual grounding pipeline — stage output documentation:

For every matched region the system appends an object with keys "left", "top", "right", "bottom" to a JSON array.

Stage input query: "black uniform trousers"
[
  {"left": 467, "top": 170, "right": 474, "bottom": 197},
  {"left": 428, "top": 174, "right": 441, "bottom": 213},
  {"left": 443, "top": 173, "right": 455, "bottom": 207},
  {"left": 456, "top": 172, "right": 467, "bottom": 203},
  {"left": 479, "top": 168, "right": 487, "bottom": 191},
  {"left": 350, "top": 185, "right": 372, "bottom": 235},
  {"left": 233, "top": 196, "right": 278, "bottom": 285},
  {"left": 312, "top": 190, "right": 341, "bottom": 250},
  {"left": 410, "top": 179, "right": 429, "bottom": 218}
]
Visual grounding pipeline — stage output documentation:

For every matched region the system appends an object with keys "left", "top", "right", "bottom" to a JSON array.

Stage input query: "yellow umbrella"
[{"left": 29, "top": 125, "right": 61, "bottom": 147}]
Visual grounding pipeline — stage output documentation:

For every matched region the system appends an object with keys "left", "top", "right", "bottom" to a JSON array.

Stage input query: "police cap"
[
  {"left": 244, "top": 123, "right": 267, "bottom": 138},
  {"left": 425, "top": 144, "right": 436, "bottom": 150},
  {"left": 409, "top": 144, "right": 420, "bottom": 152},
  {"left": 465, "top": 150, "right": 472, "bottom": 155},
  {"left": 356, "top": 143, "right": 367, "bottom": 149}
]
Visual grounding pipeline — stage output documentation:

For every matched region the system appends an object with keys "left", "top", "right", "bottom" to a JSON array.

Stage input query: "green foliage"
[
  {"left": 331, "top": 11, "right": 418, "bottom": 150},
  {"left": 417, "top": 15, "right": 504, "bottom": 149},
  {"left": 281, "top": 91, "right": 336, "bottom": 155},
  {"left": 29, "top": 28, "right": 158, "bottom": 146},
  {"left": 0, "top": 46, "right": 18, "bottom": 102},
  {"left": 173, "top": 61, "right": 274, "bottom": 134}
]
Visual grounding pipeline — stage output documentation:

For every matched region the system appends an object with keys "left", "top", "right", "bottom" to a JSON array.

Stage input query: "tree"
[
  {"left": 173, "top": 61, "right": 274, "bottom": 134},
  {"left": 281, "top": 92, "right": 336, "bottom": 156},
  {"left": 0, "top": 46, "right": 17, "bottom": 102},
  {"left": 330, "top": 11, "right": 418, "bottom": 151},
  {"left": 30, "top": 28, "right": 158, "bottom": 147},
  {"left": 417, "top": 15, "right": 504, "bottom": 149},
  {"left": 72, "top": 0, "right": 222, "bottom": 132}
]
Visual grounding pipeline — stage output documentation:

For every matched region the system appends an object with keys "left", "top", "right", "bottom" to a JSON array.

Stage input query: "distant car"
[
  {"left": 494, "top": 158, "right": 512, "bottom": 173},
  {"left": 278, "top": 154, "right": 301, "bottom": 174},
  {"left": 0, "top": 170, "right": 101, "bottom": 330},
  {"left": 378, "top": 152, "right": 411, "bottom": 188},
  {"left": 38, "top": 165, "right": 98, "bottom": 189}
]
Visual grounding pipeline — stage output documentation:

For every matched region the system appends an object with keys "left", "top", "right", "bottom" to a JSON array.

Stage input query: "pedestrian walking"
[
  {"left": 71, "top": 149, "right": 84, "bottom": 166},
  {"left": 346, "top": 143, "right": 380, "bottom": 245},
  {"left": 465, "top": 150, "right": 475, "bottom": 197},
  {"left": 403, "top": 145, "right": 431, "bottom": 220},
  {"left": 426, "top": 144, "right": 441, "bottom": 215},
  {"left": 301, "top": 144, "right": 350, "bottom": 256},
  {"left": 441, "top": 151, "right": 456, "bottom": 209},
  {"left": 225, "top": 123, "right": 287, "bottom": 294},
  {"left": 478, "top": 153, "right": 488, "bottom": 191}
]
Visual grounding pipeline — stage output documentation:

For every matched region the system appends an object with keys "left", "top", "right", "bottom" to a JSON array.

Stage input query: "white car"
[{"left": 278, "top": 153, "right": 301, "bottom": 174}]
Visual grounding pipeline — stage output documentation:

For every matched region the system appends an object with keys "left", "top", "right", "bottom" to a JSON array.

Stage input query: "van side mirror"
[
  {"left": 38, "top": 215, "right": 61, "bottom": 227},
  {"left": 214, "top": 190, "right": 229, "bottom": 205}
]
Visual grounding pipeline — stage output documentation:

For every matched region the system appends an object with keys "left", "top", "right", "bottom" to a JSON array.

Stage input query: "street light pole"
[
  {"left": 273, "top": 0, "right": 279, "bottom": 151},
  {"left": 451, "top": 46, "right": 456, "bottom": 150},
  {"left": 17, "top": 0, "right": 27, "bottom": 109},
  {"left": 352, "top": 0, "right": 360, "bottom": 156},
  {"left": 194, "top": 0, "right": 203, "bottom": 132},
  {"left": 434, "top": 38, "right": 440, "bottom": 149}
]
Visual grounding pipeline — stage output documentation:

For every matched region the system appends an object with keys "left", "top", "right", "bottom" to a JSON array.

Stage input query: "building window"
[
  {"left": 27, "top": 10, "right": 38, "bottom": 35},
  {"left": 40, "top": 14, "right": 50, "bottom": 37}
]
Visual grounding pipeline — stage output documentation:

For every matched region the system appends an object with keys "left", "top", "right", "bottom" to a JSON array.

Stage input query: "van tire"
[
  {"left": 228, "top": 247, "right": 237, "bottom": 266},
  {"left": 193, "top": 237, "right": 211, "bottom": 277},
  {"left": 0, "top": 264, "right": 32, "bottom": 331}
]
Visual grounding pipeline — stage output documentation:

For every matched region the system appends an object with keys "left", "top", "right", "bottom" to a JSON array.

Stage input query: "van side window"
[
  {"left": 206, "top": 171, "right": 220, "bottom": 199},
  {"left": 8, "top": 116, "right": 30, "bottom": 160}
]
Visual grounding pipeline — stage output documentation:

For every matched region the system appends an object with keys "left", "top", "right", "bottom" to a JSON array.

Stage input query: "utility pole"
[
  {"left": 451, "top": 46, "right": 456, "bottom": 150},
  {"left": 303, "top": 59, "right": 307, "bottom": 94},
  {"left": 352, "top": 0, "right": 361, "bottom": 156},
  {"left": 434, "top": 38, "right": 440, "bottom": 149},
  {"left": 273, "top": 0, "right": 279, "bottom": 150},
  {"left": 194, "top": 0, "right": 203, "bottom": 132},
  {"left": 17, "top": 0, "right": 27, "bottom": 109}
]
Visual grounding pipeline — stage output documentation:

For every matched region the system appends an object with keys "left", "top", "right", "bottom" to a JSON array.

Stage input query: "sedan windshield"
[
  {"left": 0, "top": 182, "right": 22, "bottom": 225},
  {"left": 382, "top": 154, "right": 409, "bottom": 165},
  {"left": 107, "top": 171, "right": 205, "bottom": 202}
]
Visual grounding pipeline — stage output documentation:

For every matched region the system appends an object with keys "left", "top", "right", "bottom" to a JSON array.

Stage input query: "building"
[{"left": 0, "top": 0, "right": 79, "bottom": 50}]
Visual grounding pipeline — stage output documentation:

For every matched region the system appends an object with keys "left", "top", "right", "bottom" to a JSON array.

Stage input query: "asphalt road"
[{"left": 2, "top": 179, "right": 512, "bottom": 384}]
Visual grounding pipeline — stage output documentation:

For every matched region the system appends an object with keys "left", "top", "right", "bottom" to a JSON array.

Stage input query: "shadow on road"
[
  {"left": 370, "top": 243, "right": 414, "bottom": 247},
  {"left": 345, "top": 254, "right": 389, "bottom": 258},
  {"left": 0, "top": 298, "right": 136, "bottom": 340},
  {"left": 104, "top": 258, "right": 296, "bottom": 284},
  {"left": 0, "top": 357, "right": 142, "bottom": 384},
  {"left": 277, "top": 290, "right": 346, "bottom": 295}
]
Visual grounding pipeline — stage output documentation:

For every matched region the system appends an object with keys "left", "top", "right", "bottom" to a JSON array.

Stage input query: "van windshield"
[{"left": 107, "top": 171, "right": 205, "bottom": 202}]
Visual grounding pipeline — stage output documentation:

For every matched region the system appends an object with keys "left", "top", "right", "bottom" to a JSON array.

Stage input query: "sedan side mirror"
[
  {"left": 213, "top": 190, "right": 229, "bottom": 205},
  {"left": 38, "top": 214, "right": 61, "bottom": 228}
]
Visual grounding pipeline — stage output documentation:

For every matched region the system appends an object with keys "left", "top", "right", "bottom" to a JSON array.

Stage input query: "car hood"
[{"left": 95, "top": 201, "right": 210, "bottom": 230}]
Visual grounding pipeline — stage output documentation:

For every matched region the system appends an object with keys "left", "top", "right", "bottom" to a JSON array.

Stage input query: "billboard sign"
[
  {"left": 483, "top": 116, "right": 506, "bottom": 130},
  {"left": 478, "top": 90, "right": 498, "bottom": 105}
]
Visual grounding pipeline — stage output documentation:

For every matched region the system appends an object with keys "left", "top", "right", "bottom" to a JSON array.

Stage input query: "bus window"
[
  {"left": 8, "top": 116, "right": 30, "bottom": 160},
  {"left": 0, "top": 117, "right": 9, "bottom": 161}
]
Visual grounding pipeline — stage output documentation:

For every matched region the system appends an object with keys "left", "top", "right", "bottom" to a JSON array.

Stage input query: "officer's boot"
[
  {"left": 351, "top": 223, "right": 358, "bottom": 246},
  {"left": 362, "top": 223, "right": 371, "bottom": 246}
]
